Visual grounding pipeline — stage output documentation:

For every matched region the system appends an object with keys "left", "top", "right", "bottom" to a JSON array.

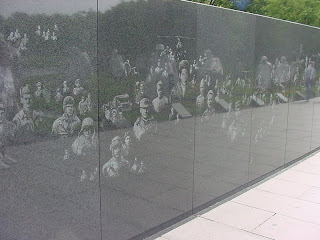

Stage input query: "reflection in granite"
[{"left": 1, "top": 0, "right": 320, "bottom": 239}]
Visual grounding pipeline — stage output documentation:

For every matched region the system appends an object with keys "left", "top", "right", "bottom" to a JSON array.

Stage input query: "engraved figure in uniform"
[
  {"left": 73, "top": 79, "right": 85, "bottom": 96},
  {"left": 122, "top": 132, "right": 146, "bottom": 174},
  {"left": 18, "top": 33, "right": 28, "bottom": 51},
  {"left": 34, "top": 82, "right": 43, "bottom": 98},
  {"left": 152, "top": 80, "right": 168, "bottom": 113},
  {"left": 55, "top": 88, "right": 63, "bottom": 102},
  {"left": 133, "top": 98, "right": 157, "bottom": 141},
  {"left": 54, "top": 23, "right": 59, "bottom": 32},
  {"left": 78, "top": 96, "right": 87, "bottom": 115},
  {"left": 172, "top": 60, "right": 190, "bottom": 100},
  {"left": 34, "top": 82, "right": 50, "bottom": 103},
  {"left": 201, "top": 90, "right": 215, "bottom": 122},
  {"left": 72, "top": 117, "right": 98, "bottom": 156},
  {"left": 52, "top": 96, "right": 81, "bottom": 136},
  {"left": 196, "top": 79, "right": 206, "bottom": 111},
  {"left": 14, "top": 29, "right": 21, "bottom": 42},
  {"left": 135, "top": 81, "right": 145, "bottom": 104},
  {"left": 102, "top": 136, "right": 130, "bottom": 178},
  {"left": 62, "top": 81, "right": 71, "bottom": 95},
  {"left": 51, "top": 32, "right": 57, "bottom": 41},
  {"left": 85, "top": 93, "right": 92, "bottom": 112},
  {"left": 7, "top": 32, "right": 14, "bottom": 42},
  {"left": 13, "top": 86, "right": 35, "bottom": 133},
  {"left": 35, "top": 25, "right": 41, "bottom": 36},
  {"left": 0, "top": 103, "right": 16, "bottom": 169}
]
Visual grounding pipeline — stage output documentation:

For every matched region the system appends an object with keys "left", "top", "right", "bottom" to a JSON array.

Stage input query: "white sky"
[{"left": 0, "top": 0, "right": 125, "bottom": 17}]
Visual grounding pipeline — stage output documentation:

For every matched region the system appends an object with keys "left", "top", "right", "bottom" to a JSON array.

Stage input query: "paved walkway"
[{"left": 154, "top": 151, "right": 320, "bottom": 240}]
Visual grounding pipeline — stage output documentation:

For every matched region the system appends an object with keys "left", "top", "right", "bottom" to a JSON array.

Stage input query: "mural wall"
[{"left": 0, "top": 0, "right": 320, "bottom": 239}]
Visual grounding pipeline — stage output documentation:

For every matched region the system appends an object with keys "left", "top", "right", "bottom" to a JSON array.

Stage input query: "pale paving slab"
[
  {"left": 162, "top": 217, "right": 273, "bottom": 240},
  {"left": 256, "top": 178, "right": 312, "bottom": 198},
  {"left": 201, "top": 201, "right": 275, "bottom": 232},
  {"left": 299, "top": 187, "right": 320, "bottom": 204},
  {"left": 290, "top": 158, "right": 320, "bottom": 175},
  {"left": 275, "top": 169, "right": 320, "bottom": 188},
  {"left": 232, "top": 189, "right": 320, "bottom": 225},
  {"left": 252, "top": 214, "right": 320, "bottom": 240}
]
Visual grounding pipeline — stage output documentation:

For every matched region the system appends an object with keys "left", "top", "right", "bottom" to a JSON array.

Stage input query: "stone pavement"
[{"left": 155, "top": 151, "right": 320, "bottom": 240}]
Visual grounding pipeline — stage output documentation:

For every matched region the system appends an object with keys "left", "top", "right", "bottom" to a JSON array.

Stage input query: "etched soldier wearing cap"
[
  {"left": 52, "top": 96, "right": 81, "bottom": 136},
  {"left": 72, "top": 117, "right": 97, "bottom": 156},
  {"left": 34, "top": 82, "right": 43, "bottom": 98},
  {"left": 135, "top": 81, "right": 145, "bottom": 105},
  {"left": 73, "top": 79, "right": 85, "bottom": 96},
  {"left": 62, "top": 81, "right": 71, "bottom": 96},
  {"left": 152, "top": 80, "right": 168, "bottom": 113},
  {"left": 196, "top": 79, "right": 206, "bottom": 112},
  {"left": 13, "top": 85, "right": 35, "bottom": 133},
  {"left": 0, "top": 102, "right": 16, "bottom": 169},
  {"left": 171, "top": 60, "right": 197, "bottom": 112},
  {"left": 201, "top": 90, "right": 215, "bottom": 122},
  {"left": 102, "top": 136, "right": 130, "bottom": 178},
  {"left": 121, "top": 131, "right": 145, "bottom": 174},
  {"left": 78, "top": 96, "right": 88, "bottom": 116},
  {"left": 133, "top": 98, "right": 157, "bottom": 141},
  {"left": 172, "top": 60, "right": 190, "bottom": 100},
  {"left": 55, "top": 88, "right": 63, "bottom": 102},
  {"left": 72, "top": 117, "right": 98, "bottom": 181}
]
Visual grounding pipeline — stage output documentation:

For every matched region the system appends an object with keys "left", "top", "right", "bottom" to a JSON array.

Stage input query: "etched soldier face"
[
  {"left": 65, "top": 105, "right": 74, "bottom": 117},
  {"left": 200, "top": 86, "right": 205, "bottom": 96},
  {"left": 180, "top": 68, "right": 188, "bottom": 83},
  {"left": 207, "top": 95, "right": 214, "bottom": 108},
  {"left": 83, "top": 128, "right": 92, "bottom": 139},
  {"left": 0, "top": 109, "right": 4, "bottom": 123},
  {"left": 125, "top": 136, "right": 131, "bottom": 146},
  {"left": 157, "top": 86, "right": 163, "bottom": 98},
  {"left": 21, "top": 94, "right": 31, "bottom": 111},
  {"left": 140, "top": 107, "right": 150, "bottom": 120},
  {"left": 113, "top": 145, "right": 121, "bottom": 158}
]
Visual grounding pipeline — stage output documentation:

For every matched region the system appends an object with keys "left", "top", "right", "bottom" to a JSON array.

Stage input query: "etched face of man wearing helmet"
[
  {"left": 140, "top": 107, "right": 150, "bottom": 120},
  {"left": 21, "top": 94, "right": 31, "bottom": 112},
  {"left": 83, "top": 127, "right": 92, "bottom": 139},
  {"left": 157, "top": 83, "right": 163, "bottom": 99},
  {"left": 65, "top": 105, "right": 74, "bottom": 117},
  {"left": 200, "top": 85, "right": 205, "bottom": 96},
  {"left": 207, "top": 93, "right": 214, "bottom": 109},
  {"left": 179, "top": 68, "right": 188, "bottom": 84},
  {"left": 75, "top": 80, "right": 80, "bottom": 88},
  {"left": 113, "top": 143, "right": 121, "bottom": 158},
  {"left": 125, "top": 135, "right": 131, "bottom": 146}
]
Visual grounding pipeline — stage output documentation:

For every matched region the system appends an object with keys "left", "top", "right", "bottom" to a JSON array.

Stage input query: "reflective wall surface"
[{"left": 1, "top": 0, "right": 320, "bottom": 239}]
